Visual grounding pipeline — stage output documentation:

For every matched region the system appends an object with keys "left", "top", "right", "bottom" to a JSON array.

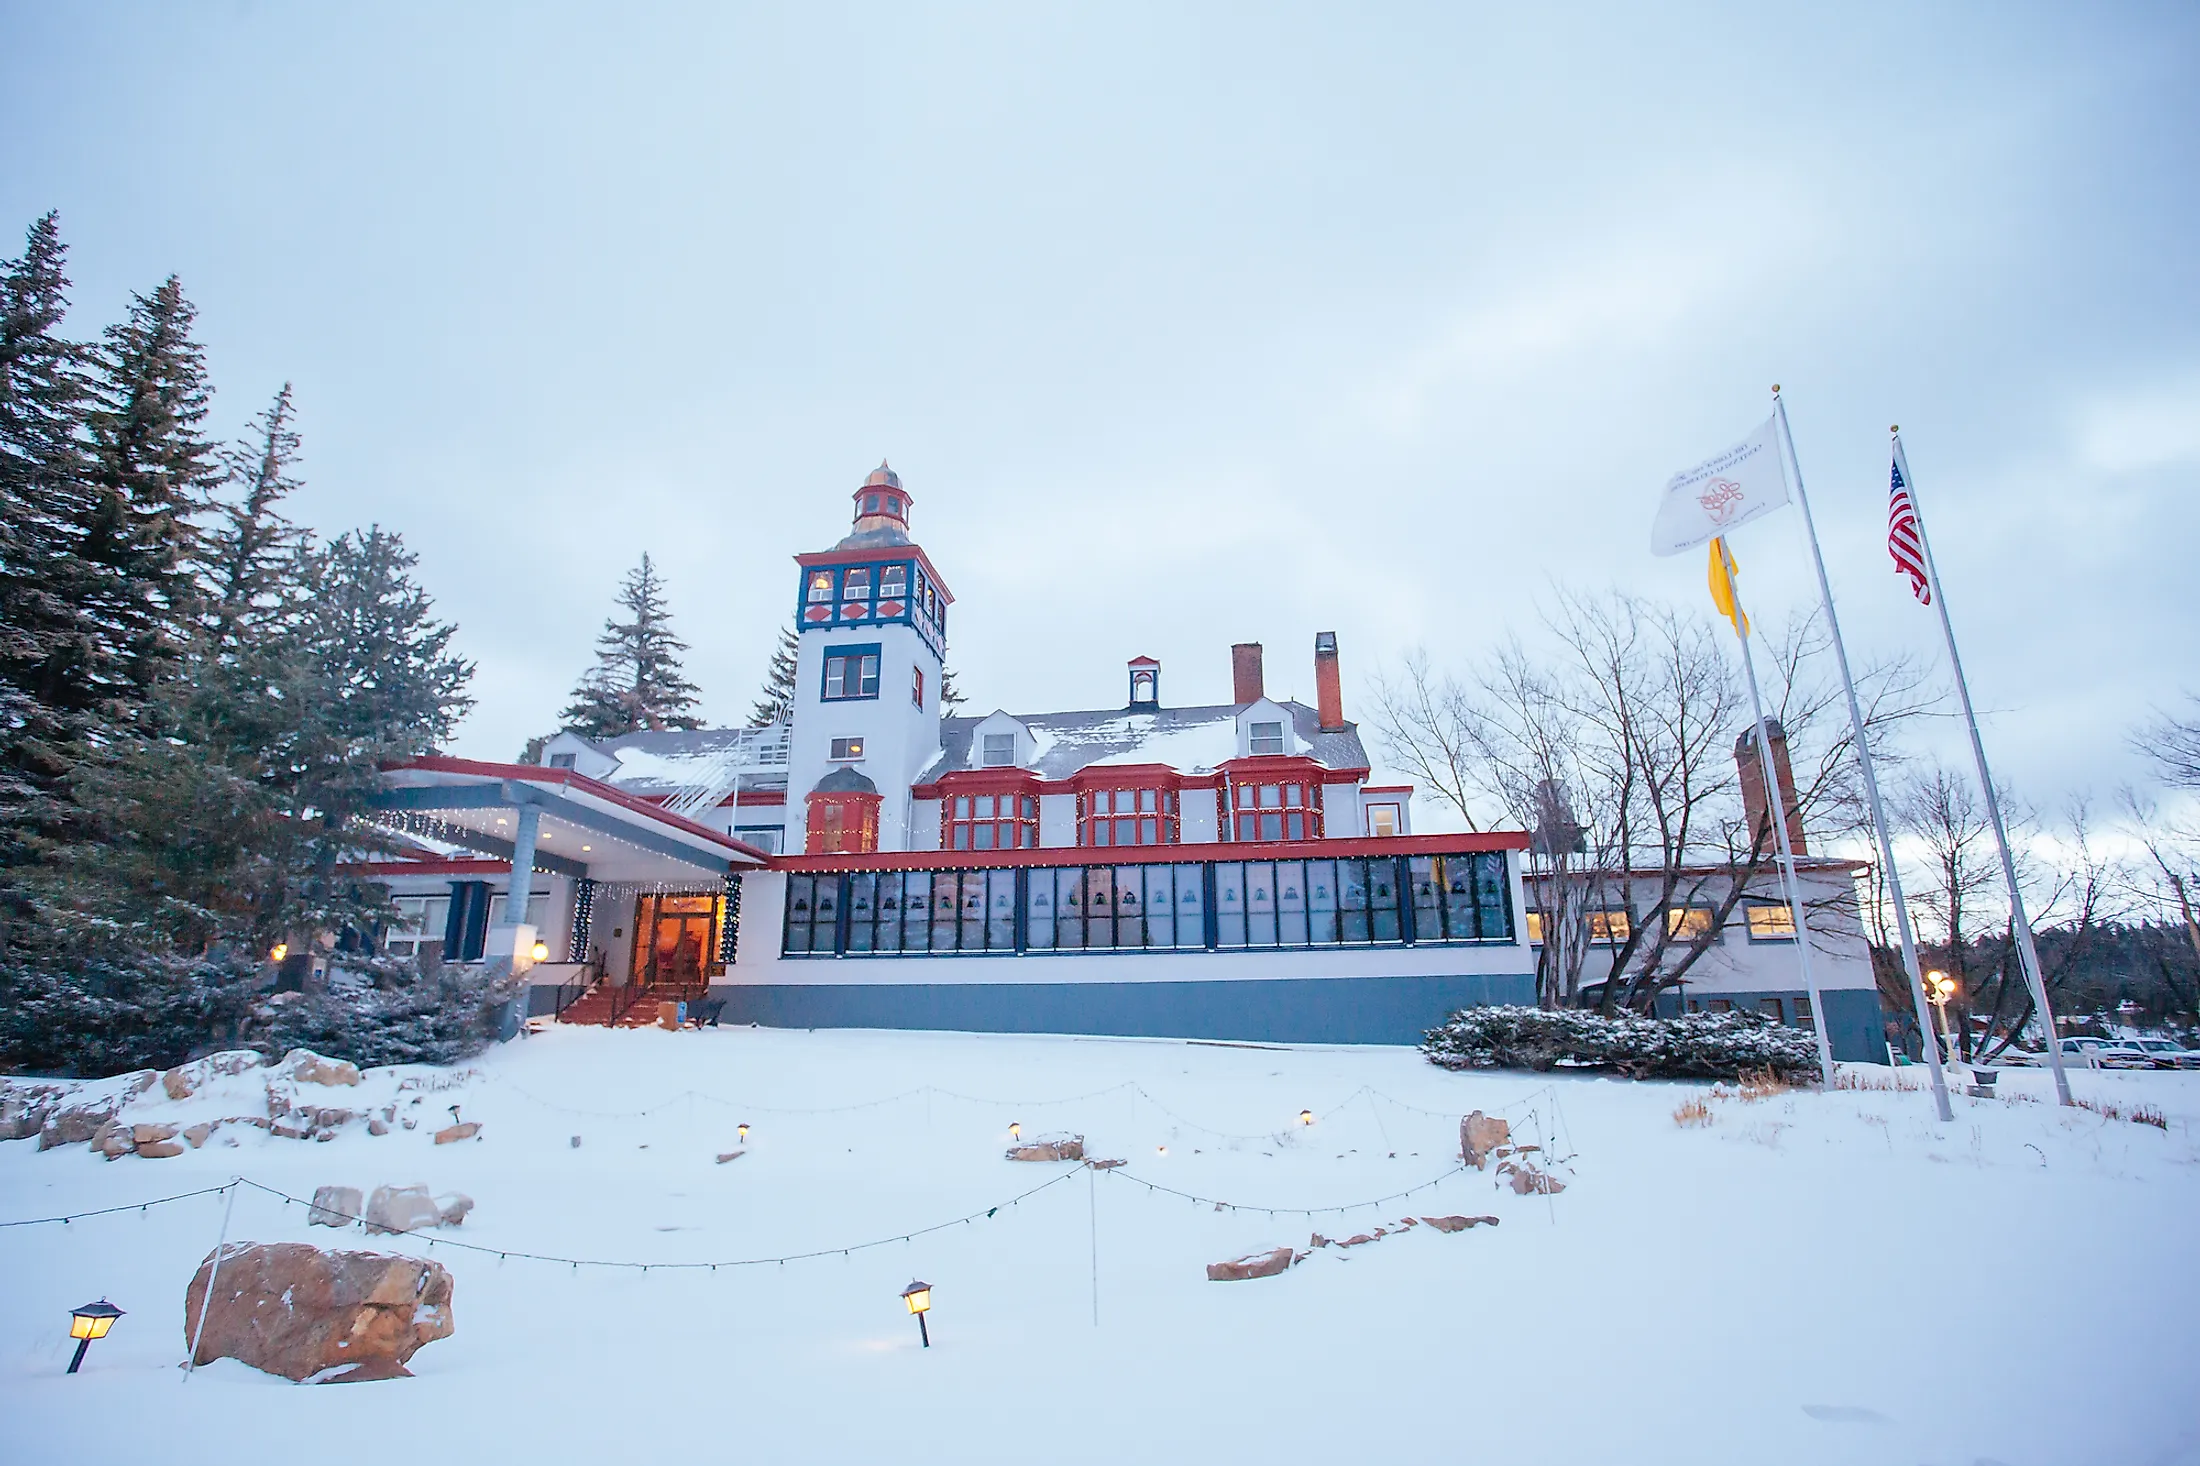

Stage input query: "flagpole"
[
  {"left": 1892, "top": 431, "right": 2074, "bottom": 1106},
  {"left": 1774, "top": 389, "right": 1952, "bottom": 1121},
  {"left": 1714, "top": 538, "right": 1837, "bottom": 1088}
]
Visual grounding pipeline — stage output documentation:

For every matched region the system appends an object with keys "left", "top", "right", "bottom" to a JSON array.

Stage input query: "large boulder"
[
  {"left": 1460, "top": 1111, "right": 1510, "bottom": 1169},
  {"left": 1206, "top": 1246, "right": 1298, "bottom": 1282},
  {"left": 184, "top": 1242, "right": 454, "bottom": 1382},
  {"left": 279, "top": 1050, "right": 362, "bottom": 1088},
  {"left": 1005, "top": 1134, "right": 1084, "bottom": 1162},
  {"left": 364, "top": 1184, "right": 444, "bottom": 1235},
  {"left": 39, "top": 1094, "right": 124, "bottom": 1150},
  {"left": 0, "top": 1082, "right": 68, "bottom": 1141},
  {"left": 310, "top": 1186, "right": 364, "bottom": 1228},
  {"left": 161, "top": 1049, "right": 264, "bottom": 1100}
]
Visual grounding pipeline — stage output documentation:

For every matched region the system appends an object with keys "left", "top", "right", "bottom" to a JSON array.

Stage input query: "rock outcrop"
[
  {"left": 184, "top": 1242, "right": 453, "bottom": 1382},
  {"left": 1206, "top": 1246, "right": 1299, "bottom": 1281},
  {"left": 364, "top": 1184, "right": 444, "bottom": 1235},
  {"left": 1460, "top": 1111, "right": 1510, "bottom": 1169},
  {"left": 1005, "top": 1134, "right": 1084, "bottom": 1162},
  {"left": 310, "top": 1186, "right": 364, "bottom": 1227}
]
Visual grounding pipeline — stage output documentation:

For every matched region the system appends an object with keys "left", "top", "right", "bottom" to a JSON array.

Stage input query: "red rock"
[
  {"left": 1205, "top": 1246, "right": 1297, "bottom": 1281},
  {"left": 1420, "top": 1215, "right": 1500, "bottom": 1233},
  {"left": 433, "top": 1122, "right": 480, "bottom": 1145},
  {"left": 184, "top": 1242, "right": 453, "bottom": 1382},
  {"left": 1461, "top": 1111, "right": 1510, "bottom": 1169},
  {"left": 1004, "top": 1134, "right": 1084, "bottom": 1162}
]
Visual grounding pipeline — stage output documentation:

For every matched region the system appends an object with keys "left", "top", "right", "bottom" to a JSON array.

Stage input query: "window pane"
[
  {"left": 1054, "top": 869, "right": 1086, "bottom": 949},
  {"left": 1084, "top": 868, "right": 1115, "bottom": 949},
  {"left": 783, "top": 874, "right": 815, "bottom": 953},
  {"left": 1115, "top": 817, "right": 1135, "bottom": 844},
  {"left": 1143, "top": 865, "right": 1175, "bottom": 947},
  {"left": 1214, "top": 862, "right": 1246, "bottom": 946},
  {"left": 1259, "top": 813, "right": 1283, "bottom": 841},
  {"left": 1369, "top": 860, "right": 1401, "bottom": 942},
  {"left": 1091, "top": 821, "right": 1110, "bottom": 847},
  {"left": 1235, "top": 813, "right": 1256, "bottom": 840},
  {"left": 859, "top": 656, "right": 879, "bottom": 694},
  {"left": 1140, "top": 818, "right": 1157, "bottom": 844},
  {"left": 825, "top": 662, "right": 845, "bottom": 698},
  {"left": 1114, "top": 868, "right": 1146, "bottom": 948},
  {"left": 1276, "top": 861, "right": 1308, "bottom": 946},
  {"left": 975, "top": 795, "right": 995, "bottom": 818},
  {"left": 1475, "top": 853, "right": 1510, "bottom": 938},
  {"left": 958, "top": 872, "right": 985, "bottom": 949},
  {"left": 1175, "top": 864, "right": 1206, "bottom": 947},
  {"left": 973, "top": 824, "right": 995, "bottom": 850},
  {"left": 930, "top": 873, "right": 960, "bottom": 950},
  {"left": 808, "top": 571, "right": 833, "bottom": 602},
  {"left": 843, "top": 568, "right": 871, "bottom": 598},
  {"left": 1260, "top": 785, "right": 1281, "bottom": 809},
  {"left": 845, "top": 873, "right": 876, "bottom": 953},
  {"left": 1138, "top": 788, "right": 1156, "bottom": 812},
  {"left": 1246, "top": 862, "right": 1277, "bottom": 946},
  {"left": 1306, "top": 860, "right": 1339, "bottom": 944},
  {"left": 1025, "top": 868, "right": 1057, "bottom": 949},
  {"left": 952, "top": 826, "right": 970, "bottom": 850},
  {"left": 988, "top": 870, "right": 1018, "bottom": 950},
  {"left": 1285, "top": 812, "right": 1303, "bottom": 840}
]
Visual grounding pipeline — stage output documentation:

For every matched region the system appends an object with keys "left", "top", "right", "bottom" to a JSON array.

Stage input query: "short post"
[{"left": 901, "top": 1280, "right": 932, "bottom": 1348}]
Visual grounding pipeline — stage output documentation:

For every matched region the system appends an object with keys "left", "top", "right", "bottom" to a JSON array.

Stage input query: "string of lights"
[
  {"left": 0, "top": 1182, "right": 237, "bottom": 1229},
  {"left": 1096, "top": 1161, "right": 1472, "bottom": 1218},
  {"left": 236, "top": 1171, "right": 1083, "bottom": 1270}
]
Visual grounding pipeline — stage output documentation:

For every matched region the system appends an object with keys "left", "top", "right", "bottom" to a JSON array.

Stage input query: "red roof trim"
[
  {"left": 382, "top": 756, "right": 769, "bottom": 862},
  {"left": 794, "top": 544, "right": 956, "bottom": 605},
  {"left": 771, "top": 829, "right": 1528, "bottom": 873},
  {"left": 1361, "top": 784, "right": 1414, "bottom": 795}
]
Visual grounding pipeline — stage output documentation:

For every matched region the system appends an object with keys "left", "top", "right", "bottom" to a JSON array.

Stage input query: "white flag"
[{"left": 1649, "top": 416, "right": 1790, "bottom": 556}]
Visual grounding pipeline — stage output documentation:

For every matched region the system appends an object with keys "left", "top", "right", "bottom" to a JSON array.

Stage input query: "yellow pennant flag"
[{"left": 1707, "top": 536, "right": 1749, "bottom": 638}]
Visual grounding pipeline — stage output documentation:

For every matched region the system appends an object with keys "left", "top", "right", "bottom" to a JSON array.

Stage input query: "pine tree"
[
  {"left": 749, "top": 621, "right": 799, "bottom": 727},
  {"left": 0, "top": 213, "right": 96, "bottom": 875},
  {"left": 203, "top": 382, "right": 307, "bottom": 651},
  {"left": 563, "top": 553, "right": 703, "bottom": 737},
  {"left": 78, "top": 275, "right": 221, "bottom": 717},
  {"left": 942, "top": 666, "right": 967, "bottom": 711}
]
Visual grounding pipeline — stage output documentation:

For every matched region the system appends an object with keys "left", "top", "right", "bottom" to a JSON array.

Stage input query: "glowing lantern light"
[
  {"left": 1298, "top": 1109, "right": 1314, "bottom": 1126},
  {"left": 900, "top": 1279, "right": 933, "bottom": 1348},
  {"left": 1007, "top": 1122, "right": 1021, "bottom": 1141},
  {"left": 530, "top": 940, "right": 550, "bottom": 963},
  {"left": 269, "top": 943, "right": 289, "bottom": 963},
  {"left": 66, "top": 1300, "right": 123, "bottom": 1374},
  {"left": 737, "top": 1123, "right": 750, "bottom": 1143}
]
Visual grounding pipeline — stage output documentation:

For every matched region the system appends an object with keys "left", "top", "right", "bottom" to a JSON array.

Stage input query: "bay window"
[
  {"left": 946, "top": 793, "right": 1039, "bottom": 851},
  {"left": 1080, "top": 786, "right": 1178, "bottom": 846}
]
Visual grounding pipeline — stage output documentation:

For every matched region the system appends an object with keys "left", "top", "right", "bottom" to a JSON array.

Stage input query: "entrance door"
[{"left": 634, "top": 894, "right": 720, "bottom": 987}]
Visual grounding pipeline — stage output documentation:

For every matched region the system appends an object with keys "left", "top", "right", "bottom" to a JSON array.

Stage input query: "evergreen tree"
[
  {"left": 78, "top": 275, "right": 221, "bottom": 717},
  {"left": 563, "top": 553, "right": 702, "bottom": 736},
  {"left": 749, "top": 621, "right": 799, "bottom": 727},
  {"left": 942, "top": 666, "right": 967, "bottom": 711},
  {"left": 0, "top": 213, "right": 96, "bottom": 879},
  {"left": 204, "top": 382, "right": 307, "bottom": 651}
]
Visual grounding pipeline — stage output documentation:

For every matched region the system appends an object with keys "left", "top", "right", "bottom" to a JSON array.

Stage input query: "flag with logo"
[
  {"left": 1650, "top": 416, "right": 1790, "bottom": 556},
  {"left": 1887, "top": 455, "right": 1931, "bottom": 604}
]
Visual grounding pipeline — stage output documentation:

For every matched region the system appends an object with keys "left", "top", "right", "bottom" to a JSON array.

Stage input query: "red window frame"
[
  {"left": 1075, "top": 782, "right": 1180, "bottom": 847},
  {"left": 805, "top": 791, "right": 880, "bottom": 854},
  {"left": 927, "top": 770, "right": 1043, "bottom": 853}
]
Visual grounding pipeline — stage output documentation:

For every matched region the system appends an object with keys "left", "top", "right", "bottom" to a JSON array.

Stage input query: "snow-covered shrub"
[
  {"left": 1423, "top": 1005, "right": 1821, "bottom": 1083},
  {"left": 248, "top": 960, "right": 516, "bottom": 1070},
  {"left": 0, "top": 944, "right": 262, "bottom": 1077}
]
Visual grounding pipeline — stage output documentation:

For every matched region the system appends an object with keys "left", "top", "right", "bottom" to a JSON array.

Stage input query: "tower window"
[
  {"left": 880, "top": 564, "right": 908, "bottom": 599},
  {"left": 1249, "top": 720, "right": 1285, "bottom": 755},
  {"left": 842, "top": 567, "right": 871, "bottom": 600},
  {"left": 1131, "top": 670, "right": 1156, "bottom": 705},
  {"left": 982, "top": 733, "right": 1015, "bottom": 767},
  {"left": 806, "top": 570, "right": 834, "bottom": 603},
  {"left": 822, "top": 645, "right": 881, "bottom": 701},
  {"left": 830, "top": 737, "right": 865, "bottom": 761},
  {"left": 912, "top": 666, "right": 925, "bottom": 708},
  {"left": 865, "top": 494, "right": 880, "bottom": 512}
]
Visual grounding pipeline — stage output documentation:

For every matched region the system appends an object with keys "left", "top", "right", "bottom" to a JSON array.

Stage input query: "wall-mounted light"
[
  {"left": 530, "top": 941, "right": 549, "bottom": 963},
  {"left": 269, "top": 943, "right": 289, "bottom": 963}
]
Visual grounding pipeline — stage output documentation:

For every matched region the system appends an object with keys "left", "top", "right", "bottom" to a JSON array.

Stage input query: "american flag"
[{"left": 1888, "top": 456, "right": 1931, "bottom": 605}]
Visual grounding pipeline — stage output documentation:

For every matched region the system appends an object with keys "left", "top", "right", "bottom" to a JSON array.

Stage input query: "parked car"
[
  {"left": 2055, "top": 1036, "right": 2157, "bottom": 1070},
  {"left": 2116, "top": 1037, "right": 2200, "bottom": 1070}
]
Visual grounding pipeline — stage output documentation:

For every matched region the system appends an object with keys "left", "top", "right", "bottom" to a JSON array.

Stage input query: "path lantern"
[
  {"left": 1299, "top": 1109, "right": 1314, "bottom": 1126},
  {"left": 66, "top": 1300, "right": 122, "bottom": 1374},
  {"left": 900, "top": 1280, "right": 932, "bottom": 1347},
  {"left": 737, "top": 1123, "right": 750, "bottom": 1143},
  {"left": 1008, "top": 1122, "right": 1020, "bottom": 1141}
]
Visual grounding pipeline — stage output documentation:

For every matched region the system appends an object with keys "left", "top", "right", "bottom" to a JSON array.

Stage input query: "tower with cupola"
[{"left": 785, "top": 463, "right": 951, "bottom": 853}]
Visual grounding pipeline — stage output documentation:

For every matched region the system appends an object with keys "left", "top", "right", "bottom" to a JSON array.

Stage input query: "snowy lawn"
[{"left": 4, "top": 1025, "right": 2197, "bottom": 1465}]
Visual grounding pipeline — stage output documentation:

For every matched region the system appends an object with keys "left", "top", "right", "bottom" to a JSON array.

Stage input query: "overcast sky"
[{"left": 6, "top": 2, "right": 2195, "bottom": 818}]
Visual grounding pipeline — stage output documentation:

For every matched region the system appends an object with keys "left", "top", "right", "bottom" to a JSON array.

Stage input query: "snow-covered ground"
[{"left": 5, "top": 1026, "right": 2198, "bottom": 1465}]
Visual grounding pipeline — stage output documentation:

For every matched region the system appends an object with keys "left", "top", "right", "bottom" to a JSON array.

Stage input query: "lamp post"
[
  {"left": 66, "top": 1300, "right": 123, "bottom": 1374},
  {"left": 1298, "top": 1109, "right": 1314, "bottom": 1126},
  {"left": 737, "top": 1123, "right": 750, "bottom": 1144},
  {"left": 900, "top": 1280, "right": 932, "bottom": 1348},
  {"left": 1928, "top": 972, "right": 1959, "bottom": 1065},
  {"left": 1007, "top": 1122, "right": 1020, "bottom": 1142}
]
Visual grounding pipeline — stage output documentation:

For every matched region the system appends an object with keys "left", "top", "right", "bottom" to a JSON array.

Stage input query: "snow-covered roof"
[
  {"left": 573, "top": 726, "right": 791, "bottom": 798},
  {"left": 917, "top": 700, "right": 1370, "bottom": 783}
]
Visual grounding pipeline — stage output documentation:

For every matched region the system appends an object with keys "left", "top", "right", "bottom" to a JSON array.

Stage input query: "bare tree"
[
  {"left": 1372, "top": 589, "right": 1933, "bottom": 1011},
  {"left": 2134, "top": 697, "right": 2200, "bottom": 790}
]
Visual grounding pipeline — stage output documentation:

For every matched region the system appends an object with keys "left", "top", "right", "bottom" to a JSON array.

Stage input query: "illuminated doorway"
[{"left": 632, "top": 893, "right": 723, "bottom": 987}]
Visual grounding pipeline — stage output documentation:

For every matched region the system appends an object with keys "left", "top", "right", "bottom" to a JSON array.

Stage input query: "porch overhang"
[{"left": 368, "top": 756, "right": 770, "bottom": 886}]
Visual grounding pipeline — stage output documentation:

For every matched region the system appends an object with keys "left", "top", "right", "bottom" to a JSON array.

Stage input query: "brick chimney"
[
  {"left": 1314, "top": 631, "right": 1344, "bottom": 731},
  {"left": 1231, "top": 642, "right": 1265, "bottom": 705},
  {"left": 1736, "top": 719, "right": 1806, "bottom": 856}
]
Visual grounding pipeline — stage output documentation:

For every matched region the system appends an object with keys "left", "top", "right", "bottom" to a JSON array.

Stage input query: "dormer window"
[
  {"left": 806, "top": 570, "right": 834, "bottom": 603},
  {"left": 982, "top": 733, "right": 1015, "bottom": 767},
  {"left": 1249, "top": 720, "right": 1284, "bottom": 755}
]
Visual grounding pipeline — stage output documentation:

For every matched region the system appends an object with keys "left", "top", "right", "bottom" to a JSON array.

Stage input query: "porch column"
[{"left": 505, "top": 804, "right": 541, "bottom": 932}]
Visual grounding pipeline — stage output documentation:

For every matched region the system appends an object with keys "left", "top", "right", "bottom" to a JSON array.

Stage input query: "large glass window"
[
  {"left": 384, "top": 894, "right": 452, "bottom": 959},
  {"left": 1080, "top": 786, "right": 1178, "bottom": 846},
  {"left": 781, "top": 852, "right": 1511, "bottom": 956},
  {"left": 1744, "top": 903, "right": 1796, "bottom": 942},
  {"left": 944, "top": 793, "right": 1038, "bottom": 851},
  {"left": 1229, "top": 780, "right": 1319, "bottom": 842},
  {"left": 821, "top": 645, "right": 881, "bottom": 700}
]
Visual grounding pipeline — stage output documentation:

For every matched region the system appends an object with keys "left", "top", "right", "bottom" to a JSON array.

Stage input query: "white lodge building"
[{"left": 362, "top": 465, "right": 1885, "bottom": 1056}]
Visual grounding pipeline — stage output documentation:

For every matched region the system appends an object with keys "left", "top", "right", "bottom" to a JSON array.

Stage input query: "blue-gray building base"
[
  {"left": 711, "top": 972, "right": 1536, "bottom": 1047},
  {"left": 1651, "top": 987, "right": 1889, "bottom": 1064}
]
